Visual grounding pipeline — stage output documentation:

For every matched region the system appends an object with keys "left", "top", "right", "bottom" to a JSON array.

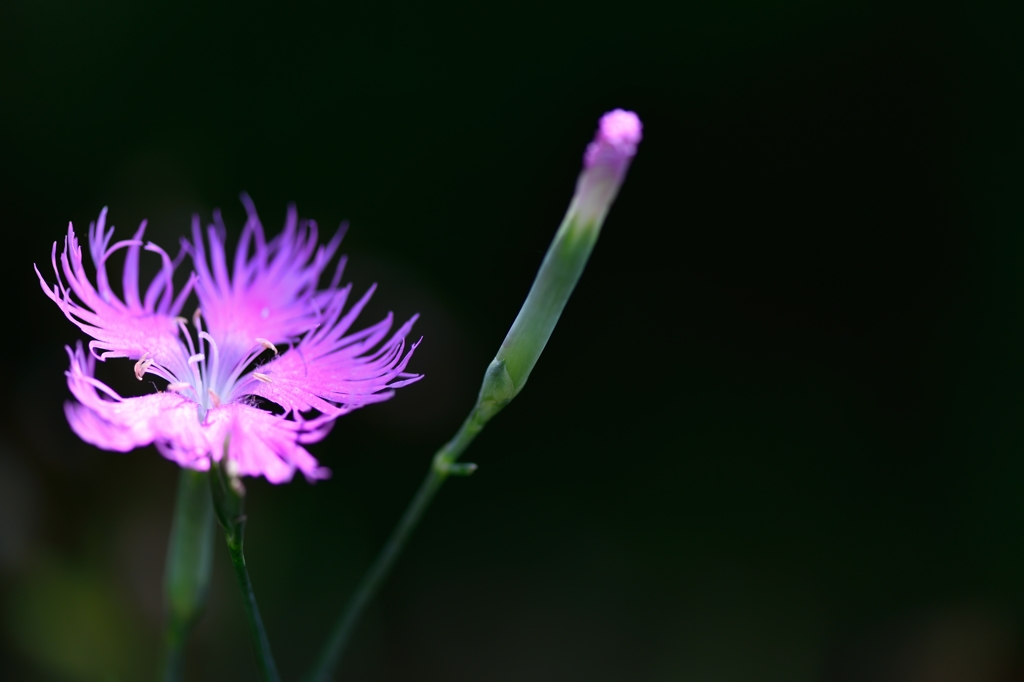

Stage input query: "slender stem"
[
  {"left": 226, "top": 534, "right": 282, "bottom": 682},
  {"left": 159, "top": 468, "right": 216, "bottom": 682},
  {"left": 160, "top": 627, "right": 185, "bottom": 682},
  {"left": 306, "top": 412, "right": 485, "bottom": 682},
  {"left": 209, "top": 441, "right": 279, "bottom": 681}
]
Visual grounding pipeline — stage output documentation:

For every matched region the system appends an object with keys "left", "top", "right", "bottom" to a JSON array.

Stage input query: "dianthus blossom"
[{"left": 36, "top": 197, "right": 420, "bottom": 482}]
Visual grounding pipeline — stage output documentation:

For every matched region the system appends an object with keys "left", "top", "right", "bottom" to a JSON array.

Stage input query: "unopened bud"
[
  {"left": 163, "top": 469, "right": 216, "bottom": 636},
  {"left": 491, "top": 109, "right": 642, "bottom": 400},
  {"left": 576, "top": 109, "right": 643, "bottom": 228}
]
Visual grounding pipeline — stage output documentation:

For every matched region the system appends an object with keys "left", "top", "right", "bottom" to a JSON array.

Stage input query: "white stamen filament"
[
  {"left": 208, "top": 388, "right": 222, "bottom": 407},
  {"left": 167, "top": 383, "right": 192, "bottom": 393},
  {"left": 185, "top": 352, "right": 207, "bottom": 404},
  {"left": 219, "top": 340, "right": 280, "bottom": 395},
  {"left": 198, "top": 331, "right": 221, "bottom": 395},
  {"left": 252, "top": 372, "right": 273, "bottom": 383}
]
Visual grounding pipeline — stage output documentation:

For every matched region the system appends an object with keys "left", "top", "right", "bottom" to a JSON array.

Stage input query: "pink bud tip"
[{"left": 584, "top": 109, "right": 643, "bottom": 169}]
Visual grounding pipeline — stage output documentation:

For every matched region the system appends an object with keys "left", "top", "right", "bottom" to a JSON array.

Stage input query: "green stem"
[
  {"left": 160, "top": 629, "right": 185, "bottom": 682},
  {"left": 159, "top": 468, "right": 216, "bottom": 682},
  {"left": 208, "top": 443, "right": 280, "bottom": 681},
  {"left": 306, "top": 411, "right": 486, "bottom": 682},
  {"left": 226, "top": 534, "right": 281, "bottom": 682}
]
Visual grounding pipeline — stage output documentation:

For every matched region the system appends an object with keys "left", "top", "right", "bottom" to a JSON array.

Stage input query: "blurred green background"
[{"left": 2, "top": 0, "right": 1024, "bottom": 680}]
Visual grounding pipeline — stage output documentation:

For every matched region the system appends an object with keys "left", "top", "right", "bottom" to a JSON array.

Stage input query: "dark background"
[{"left": 2, "top": 1, "right": 1023, "bottom": 680}]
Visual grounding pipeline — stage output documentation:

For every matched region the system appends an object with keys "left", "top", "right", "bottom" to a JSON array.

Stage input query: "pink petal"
[
  {"left": 189, "top": 197, "right": 346, "bottom": 372},
  {"left": 36, "top": 213, "right": 191, "bottom": 370},
  {"left": 240, "top": 285, "right": 422, "bottom": 416},
  {"left": 64, "top": 343, "right": 329, "bottom": 483},
  {"left": 209, "top": 404, "right": 330, "bottom": 484},
  {"left": 63, "top": 344, "right": 207, "bottom": 468}
]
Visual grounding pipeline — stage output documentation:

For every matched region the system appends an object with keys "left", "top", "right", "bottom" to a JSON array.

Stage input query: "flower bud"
[
  {"left": 576, "top": 108, "right": 643, "bottom": 228},
  {"left": 163, "top": 469, "right": 216, "bottom": 646},
  {"left": 490, "top": 109, "right": 642, "bottom": 401}
]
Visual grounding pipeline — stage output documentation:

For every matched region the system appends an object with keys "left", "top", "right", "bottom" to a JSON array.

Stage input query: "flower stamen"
[
  {"left": 134, "top": 357, "right": 154, "bottom": 380},
  {"left": 256, "top": 338, "right": 278, "bottom": 355},
  {"left": 252, "top": 372, "right": 272, "bottom": 383}
]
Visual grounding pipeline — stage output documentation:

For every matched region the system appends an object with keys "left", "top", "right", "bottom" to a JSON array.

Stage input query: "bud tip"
[{"left": 584, "top": 109, "right": 643, "bottom": 169}]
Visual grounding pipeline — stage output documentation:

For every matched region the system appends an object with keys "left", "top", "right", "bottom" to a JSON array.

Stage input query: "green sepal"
[{"left": 475, "top": 359, "right": 515, "bottom": 423}]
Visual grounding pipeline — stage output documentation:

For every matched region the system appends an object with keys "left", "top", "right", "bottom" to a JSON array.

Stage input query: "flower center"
[{"left": 149, "top": 308, "right": 278, "bottom": 421}]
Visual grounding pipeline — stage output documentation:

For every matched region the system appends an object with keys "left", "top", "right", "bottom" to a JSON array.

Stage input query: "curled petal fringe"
[
  {"left": 242, "top": 284, "right": 422, "bottom": 415},
  {"left": 35, "top": 211, "right": 190, "bottom": 368},
  {"left": 189, "top": 196, "right": 348, "bottom": 371}
]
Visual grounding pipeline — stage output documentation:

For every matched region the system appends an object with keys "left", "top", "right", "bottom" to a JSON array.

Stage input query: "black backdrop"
[{"left": 2, "top": 1, "right": 1024, "bottom": 680}]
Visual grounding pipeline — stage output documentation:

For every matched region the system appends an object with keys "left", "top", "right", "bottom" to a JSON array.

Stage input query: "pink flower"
[{"left": 37, "top": 198, "right": 421, "bottom": 483}]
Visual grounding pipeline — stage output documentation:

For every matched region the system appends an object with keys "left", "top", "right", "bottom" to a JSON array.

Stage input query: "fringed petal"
[
  {"left": 208, "top": 403, "right": 331, "bottom": 484},
  {"left": 36, "top": 212, "right": 190, "bottom": 370},
  {"left": 189, "top": 195, "right": 347, "bottom": 372},
  {"left": 240, "top": 285, "right": 422, "bottom": 416},
  {"left": 63, "top": 344, "right": 207, "bottom": 467}
]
